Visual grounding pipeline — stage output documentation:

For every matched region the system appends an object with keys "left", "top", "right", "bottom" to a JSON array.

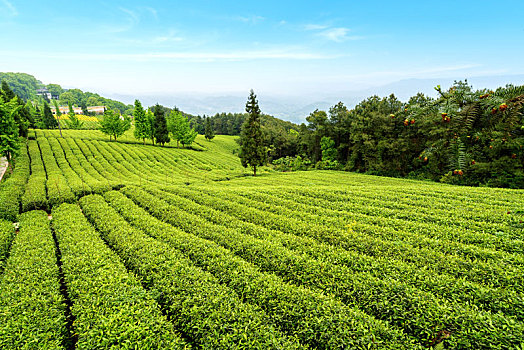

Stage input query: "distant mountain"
[
  {"left": 5, "top": 71, "right": 522, "bottom": 124},
  {"left": 106, "top": 74, "right": 524, "bottom": 124}
]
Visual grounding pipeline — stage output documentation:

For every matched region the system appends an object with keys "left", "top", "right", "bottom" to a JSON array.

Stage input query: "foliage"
[
  {"left": 52, "top": 203, "right": 188, "bottom": 349},
  {"left": 133, "top": 99, "right": 149, "bottom": 143},
  {"left": 294, "top": 83, "right": 524, "bottom": 188},
  {"left": 204, "top": 116, "right": 215, "bottom": 141},
  {"left": 0, "top": 211, "right": 67, "bottom": 349},
  {"left": 167, "top": 110, "right": 196, "bottom": 147},
  {"left": 98, "top": 109, "right": 130, "bottom": 141},
  {"left": 0, "top": 98, "right": 20, "bottom": 160},
  {"left": 239, "top": 90, "right": 267, "bottom": 176},
  {"left": 79, "top": 194, "right": 301, "bottom": 349},
  {"left": 42, "top": 102, "right": 58, "bottom": 129},
  {"left": 153, "top": 104, "right": 170, "bottom": 146},
  {"left": 272, "top": 155, "right": 311, "bottom": 171},
  {"left": 64, "top": 101, "right": 84, "bottom": 129},
  {"left": 109, "top": 188, "right": 414, "bottom": 349},
  {"left": 146, "top": 109, "right": 156, "bottom": 145},
  {"left": 0, "top": 220, "right": 14, "bottom": 268},
  {"left": 2, "top": 128, "right": 524, "bottom": 348},
  {"left": 0, "top": 72, "right": 42, "bottom": 100},
  {"left": 38, "top": 138, "right": 75, "bottom": 206},
  {"left": 21, "top": 141, "right": 48, "bottom": 211},
  {"left": 0, "top": 140, "right": 29, "bottom": 221}
]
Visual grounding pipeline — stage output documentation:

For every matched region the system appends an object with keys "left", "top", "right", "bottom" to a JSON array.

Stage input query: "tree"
[
  {"left": 98, "top": 109, "right": 130, "bottom": 141},
  {"left": 15, "top": 96, "right": 30, "bottom": 137},
  {"left": 146, "top": 109, "right": 156, "bottom": 145},
  {"left": 153, "top": 104, "right": 170, "bottom": 146},
  {"left": 46, "top": 84, "right": 63, "bottom": 98},
  {"left": 180, "top": 127, "right": 197, "bottom": 147},
  {"left": 65, "top": 101, "right": 83, "bottom": 129},
  {"left": 133, "top": 100, "right": 149, "bottom": 144},
  {"left": 320, "top": 136, "right": 337, "bottom": 161},
  {"left": 167, "top": 110, "right": 185, "bottom": 147},
  {"left": 204, "top": 116, "right": 215, "bottom": 141},
  {"left": 0, "top": 99, "right": 20, "bottom": 161},
  {"left": 167, "top": 110, "right": 197, "bottom": 147},
  {"left": 42, "top": 102, "right": 58, "bottom": 129},
  {"left": 239, "top": 90, "right": 267, "bottom": 176},
  {"left": 80, "top": 101, "right": 89, "bottom": 116}
]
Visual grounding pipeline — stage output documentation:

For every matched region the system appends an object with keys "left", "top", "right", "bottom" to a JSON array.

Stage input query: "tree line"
[
  {"left": 98, "top": 100, "right": 199, "bottom": 148},
  {"left": 266, "top": 82, "right": 523, "bottom": 188}
]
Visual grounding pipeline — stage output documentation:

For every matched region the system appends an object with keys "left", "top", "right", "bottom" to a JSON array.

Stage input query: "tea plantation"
[{"left": 0, "top": 130, "right": 523, "bottom": 349}]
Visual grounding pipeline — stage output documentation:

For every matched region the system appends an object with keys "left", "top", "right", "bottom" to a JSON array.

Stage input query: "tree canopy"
[
  {"left": 98, "top": 109, "right": 130, "bottom": 141},
  {"left": 167, "top": 110, "right": 197, "bottom": 147}
]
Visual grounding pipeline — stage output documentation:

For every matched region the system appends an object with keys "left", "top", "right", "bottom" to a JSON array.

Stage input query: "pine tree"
[
  {"left": 239, "top": 90, "right": 266, "bottom": 176},
  {"left": 133, "top": 99, "right": 149, "bottom": 144},
  {"left": 153, "top": 104, "right": 170, "bottom": 146},
  {"left": 1, "top": 81, "right": 15, "bottom": 102},
  {"left": 43, "top": 102, "right": 58, "bottom": 129},
  {"left": 204, "top": 116, "right": 215, "bottom": 141},
  {"left": 15, "top": 96, "right": 29, "bottom": 138}
]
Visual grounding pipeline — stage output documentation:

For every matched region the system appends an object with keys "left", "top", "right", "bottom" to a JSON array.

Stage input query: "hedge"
[
  {"left": 52, "top": 203, "right": 188, "bottom": 349},
  {"left": 79, "top": 194, "right": 301, "bottom": 349},
  {"left": 0, "top": 211, "right": 66, "bottom": 349}
]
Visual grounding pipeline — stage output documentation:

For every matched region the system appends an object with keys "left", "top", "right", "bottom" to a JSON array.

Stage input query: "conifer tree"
[
  {"left": 239, "top": 90, "right": 266, "bottom": 176},
  {"left": 133, "top": 99, "right": 149, "bottom": 144},
  {"left": 153, "top": 104, "right": 170, "bottom": 146},
  {"left": 15, "top": 96, "right": 29, "bottom": 137},
  {"left": 1, "top": 81, "right": 15, "bottom": 102},
  {"left": 43, "top": 102, "right": 58, "bottom": 129},
  {"left": 204, "top": 116, "right": 215, "bottom": 141}
]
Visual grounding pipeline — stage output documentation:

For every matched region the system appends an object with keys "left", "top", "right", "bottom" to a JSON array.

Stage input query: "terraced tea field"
[{"left": 0, "top": 130, "right": 523, "bottom": 349}]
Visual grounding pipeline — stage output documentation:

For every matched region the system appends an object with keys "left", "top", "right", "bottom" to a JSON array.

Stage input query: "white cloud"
[
  {"left": 1, "top": 0, "right": 17, "bottom": 16},
  {"left": 304, "top": 24, "right": 362, "bottom": 42},
  {"left": 317, "top": 27, "right": 352, "bottom": 42},
  {"left": 304, "top": 24, "right": 329, "bottom": 31},
  {"left": 153, "top": 30, "right": 184, "bottom": 43}
]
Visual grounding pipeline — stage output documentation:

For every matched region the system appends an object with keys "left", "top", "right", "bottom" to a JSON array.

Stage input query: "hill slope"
[{"left": 0, "top": 129, "right": 523, "bottom": 349}]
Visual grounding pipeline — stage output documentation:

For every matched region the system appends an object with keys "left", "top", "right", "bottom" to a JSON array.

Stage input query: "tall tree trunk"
[{"left": 253, "top": 165, "right": 256, "bottom": 177}]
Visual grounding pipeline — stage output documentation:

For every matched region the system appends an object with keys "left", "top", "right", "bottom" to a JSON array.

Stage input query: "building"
[
  {"left": 36, "top": 88, "right": 53, "bottom": 100},
  {"left": 50, "top": 105, "right": 107, "bottom": 115}
]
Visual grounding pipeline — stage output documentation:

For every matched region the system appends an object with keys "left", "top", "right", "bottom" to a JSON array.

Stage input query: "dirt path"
[{"left": 0, "top": 157, "right": 8, "bottom": 182}]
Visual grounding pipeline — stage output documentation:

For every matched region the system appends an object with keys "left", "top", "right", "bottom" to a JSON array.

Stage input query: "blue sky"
[{"left": 1, "top": 0, "right": 524, "bottom": 97}]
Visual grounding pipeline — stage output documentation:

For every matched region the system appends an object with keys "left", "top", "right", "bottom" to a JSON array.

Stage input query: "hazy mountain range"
[{"left": 104, "top": 74, "right": 524, "bottom": 124}]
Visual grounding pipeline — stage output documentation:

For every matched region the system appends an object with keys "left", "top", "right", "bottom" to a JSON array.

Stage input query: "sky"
[{"left": 1, "top": 0, "right": 524, "bottom": 99}]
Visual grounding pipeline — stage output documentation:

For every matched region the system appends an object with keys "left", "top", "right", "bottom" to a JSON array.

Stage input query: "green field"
[{"left": 1, "top": 129, "right": 524, "bottom": 349}]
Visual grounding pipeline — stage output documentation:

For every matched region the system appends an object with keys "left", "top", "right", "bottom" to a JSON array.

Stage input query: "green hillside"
[{"left": 0, "top": 129, "right": 523, "bottom": 349}]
